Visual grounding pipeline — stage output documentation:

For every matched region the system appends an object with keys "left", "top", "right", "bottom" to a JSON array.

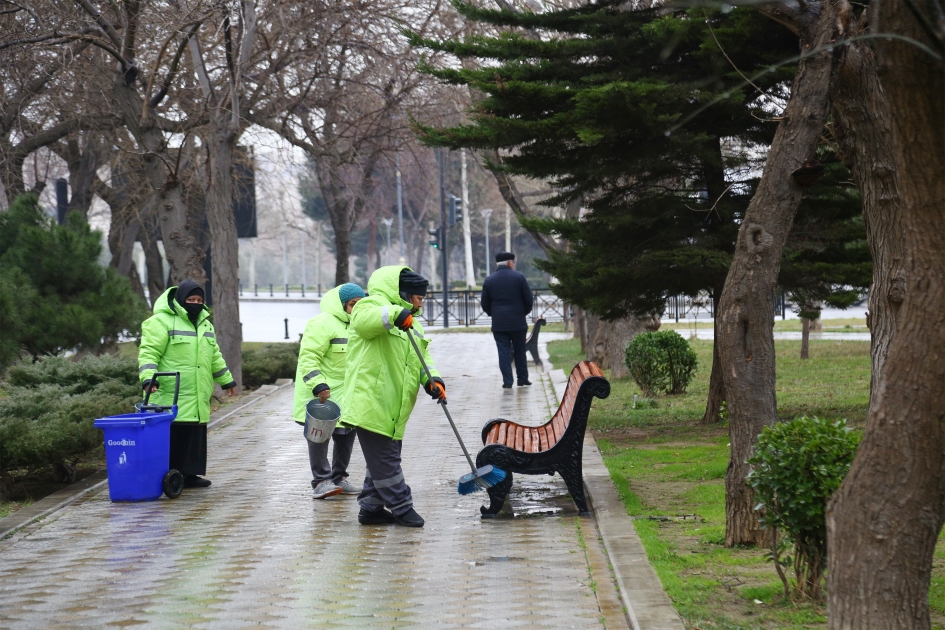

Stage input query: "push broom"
[{"left": 405, "top": 328, "right": 507, "bottom": 495}]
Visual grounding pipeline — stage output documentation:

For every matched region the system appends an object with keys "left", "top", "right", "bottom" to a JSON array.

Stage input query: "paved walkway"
[{"left": 0, "top": 334, "right": 627, "bottom": 629}]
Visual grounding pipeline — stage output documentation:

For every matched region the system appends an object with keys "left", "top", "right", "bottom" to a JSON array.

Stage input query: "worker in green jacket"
[
  {"left": 139, "top": 280, "right": 236, "bottom": 488},
  {"left": 292, "top": 282, "right": 365, "bottom": 499},
  {"left": 340, "top": 266, "right": 444, "bottom": 528}
]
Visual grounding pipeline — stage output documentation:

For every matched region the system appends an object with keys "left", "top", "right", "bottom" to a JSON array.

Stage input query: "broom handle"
[{"left": 406, "top": 327, "right": 478, "bottom": 474}]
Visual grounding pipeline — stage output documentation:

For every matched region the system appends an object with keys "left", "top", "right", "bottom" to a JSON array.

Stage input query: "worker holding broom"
[
  {"left": 340, "top": 266, "right": 444, "bottom": 528},
  {"left": 292, "top": 283, "right": 365, "bottom": 499}
]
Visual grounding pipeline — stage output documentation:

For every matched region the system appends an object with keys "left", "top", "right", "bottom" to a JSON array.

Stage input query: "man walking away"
[{"left": 481, "top": 252, "right": 534, "bottom": 388}]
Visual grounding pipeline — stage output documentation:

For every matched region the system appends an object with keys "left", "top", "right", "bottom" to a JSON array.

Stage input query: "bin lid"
[{"left": 94, "top": 406, "right": 178, "bottom": 429}]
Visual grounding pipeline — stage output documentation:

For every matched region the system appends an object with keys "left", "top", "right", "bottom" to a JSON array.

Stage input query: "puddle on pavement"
[{"left": 492, "top": 475, "right": 577, "bottom": 519}]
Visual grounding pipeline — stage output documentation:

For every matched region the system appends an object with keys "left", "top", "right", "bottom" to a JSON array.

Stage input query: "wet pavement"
[{"left": 0, "top": 333, "right": 625, "bottom": 629}]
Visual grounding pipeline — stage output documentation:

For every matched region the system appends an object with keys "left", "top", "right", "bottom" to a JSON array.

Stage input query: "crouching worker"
[
  {"left": 139, "top": 280, "right": 237, "bottom": 488},
  {"left": 340, "top": 266, "right": 445, "bottom": 528},
  {"left": 292, "top": 283, "right": 365, "bottom": 499}
]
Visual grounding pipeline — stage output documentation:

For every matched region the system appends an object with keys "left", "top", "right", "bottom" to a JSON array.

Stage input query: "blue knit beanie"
[{"left": 338, "top": 283, "right": 366, "bottom": 305}]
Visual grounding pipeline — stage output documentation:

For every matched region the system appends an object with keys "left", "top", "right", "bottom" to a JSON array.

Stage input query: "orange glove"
[
  {"left": 394, "top": 308, "right": 413, "bottom": 331},
  {"left": 425, "top": 378, "right": 446, "bottom": 400}
]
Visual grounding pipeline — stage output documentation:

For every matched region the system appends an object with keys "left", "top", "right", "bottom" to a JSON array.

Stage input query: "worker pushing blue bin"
[{"left": 94, "top": 372, "right": 184, "bottom": 502}]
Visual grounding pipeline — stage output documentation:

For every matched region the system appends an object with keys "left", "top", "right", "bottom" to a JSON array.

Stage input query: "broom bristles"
[{"left": 457, "top": 466, "right": 507, "bottom": 495}]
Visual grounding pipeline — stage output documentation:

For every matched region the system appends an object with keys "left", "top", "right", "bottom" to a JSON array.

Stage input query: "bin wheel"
[{"left": 163, "top": 469, "right": 184, "bottom": 499}]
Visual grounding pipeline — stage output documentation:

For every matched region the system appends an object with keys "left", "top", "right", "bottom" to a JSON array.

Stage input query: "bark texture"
[
  {"left": 800, "top": 318, "right": 810, "bottom": 359},
  {"left": 826, "top": 2, "right": 945, "bottom": 626},
  {"left": 584, "top": 313, "right": 659, "bottom": 378},
  {"left": 830, "top": 40, "right": 905, "bottom": 415},
  {"left": 202, "top": 120, "right": 242, "bottom": 393},
  {"left": 717, "top": 0, "right": 847, "bottom": 547}
]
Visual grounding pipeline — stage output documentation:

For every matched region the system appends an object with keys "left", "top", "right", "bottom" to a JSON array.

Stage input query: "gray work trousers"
[
  {"left": 305, "top": 426, "right": 357, "bottom": 488},
  {"left": 356, "top": 427, "right": 413, "bottom": 516}
]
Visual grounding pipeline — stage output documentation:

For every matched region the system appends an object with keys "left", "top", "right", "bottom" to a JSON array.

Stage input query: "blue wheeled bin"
[{"left": 94, "top": 372, "right": 185, "bottom": 502}]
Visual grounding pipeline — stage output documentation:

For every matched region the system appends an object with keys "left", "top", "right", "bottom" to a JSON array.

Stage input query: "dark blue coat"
[{"left": 481, "top": 266, "right": 534, "bottom": 332}]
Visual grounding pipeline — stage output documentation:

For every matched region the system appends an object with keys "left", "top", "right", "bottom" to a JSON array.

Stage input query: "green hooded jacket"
[
  {"left": 292, "top": 285, "right": 352, "bottom": 424},
  {"left": 338, "top": 266, "right": 440, "bottom": 440},
  {"left": 138, "top": 286, "right": 234, "bottom": 423}
]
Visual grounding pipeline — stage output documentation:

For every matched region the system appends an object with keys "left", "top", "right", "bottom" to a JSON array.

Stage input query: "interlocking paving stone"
[{"left": 0, "top": 333, "right": 627, "bottom": 629}]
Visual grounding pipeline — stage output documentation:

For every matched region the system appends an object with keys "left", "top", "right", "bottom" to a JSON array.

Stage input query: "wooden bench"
[{"left": 475, "top": 361, "right": 610, "bottom": 517}]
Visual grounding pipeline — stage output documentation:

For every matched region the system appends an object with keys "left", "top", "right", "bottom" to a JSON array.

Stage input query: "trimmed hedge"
[
  {"left": 0, "top": 356, "right": 140, "bottom": 477},
  {"left": 241, "top": 343, "right": 300, "bottom": 389}
]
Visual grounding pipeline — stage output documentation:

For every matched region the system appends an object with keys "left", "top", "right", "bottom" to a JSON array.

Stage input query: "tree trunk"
[
  {"left": 826, "top": 2, "right": 945, "bottom": 626},
  {"left": 367, "top": 214, "right": 378, "bottom": 276},
  {"left": 142, "top": 227, "right": 165, "bottom": 307},
  {"left": 800, "top": 317, "right": 810, "bottom": 359},
  {"left": 702, "top": 289, "right": 727, "bottom": 424},
  {"left": 716, "top": 0, "right": 846, "bottom": 547},
  {"left": 202, "top": 121, "right": 243, "bottom": 393},
  {"left": 584, "top": 314, "right": 657, "bottom": 378},
  {"left": 830, "top": 40, "right": 906, "bottom": 416},
  {"left": 333, "top": 217, "right": 352, "bottom": 285}
]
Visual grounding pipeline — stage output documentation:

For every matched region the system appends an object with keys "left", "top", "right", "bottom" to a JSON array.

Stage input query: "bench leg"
[
  {"left": 479, "top": 470, "right": 513, "bottom": 518},
  {"left": 477, "top": 446, "right": 513, "bottom": 518},
  {"left": 559, "top": 465, "right": 590, "bottom": 517},
  {"left": 528, "top": 345, "right": 543, "bottom": 368}
]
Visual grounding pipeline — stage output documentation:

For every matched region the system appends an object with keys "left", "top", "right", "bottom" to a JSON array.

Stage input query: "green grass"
[
  {"left": 547, "top": 335, "right": 945, "bottom": 628},
  {"left": 661, "top": 317, "right": 867, "bottom": 333},
  {"left": 377, "top": 320, "right": 914, "bottom": 619}
]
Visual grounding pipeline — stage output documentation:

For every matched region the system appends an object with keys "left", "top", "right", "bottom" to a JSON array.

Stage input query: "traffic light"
[
  {"left": 449, "top": 195, "right": 462, "bottom": 227},
  {"left": 428, "top": 226, "right": 442, "bottom": 249}
]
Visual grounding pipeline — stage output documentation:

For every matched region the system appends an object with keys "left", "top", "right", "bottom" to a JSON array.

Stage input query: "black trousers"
[
  {"left": 356, "top": 427, "right": 413, "bottom": 516},
  {"left": 493, "top": 330, "right": 529, "bottom": 386},
  {"left": 305, "top": 427, "right": 357, "bottom": 488},
  {"left": 169, "top": 422, "right": 207, "bottom": 476}
]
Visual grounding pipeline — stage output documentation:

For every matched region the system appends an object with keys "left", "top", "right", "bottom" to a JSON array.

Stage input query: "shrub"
[
  {"left": 241, "top": 343, "right": 300, "bottom": 389},
  {"left": 624, "top": 330, "right": 698, "bottom": 396},
  {"left": 747, "top": 416, "right": 861, "bottom": 601},
  {"left": 0, "top": 355, "right": 141, "bottom": 481},
  {"left": 0, "top": 194, "right": 148, "bottom": 371}
]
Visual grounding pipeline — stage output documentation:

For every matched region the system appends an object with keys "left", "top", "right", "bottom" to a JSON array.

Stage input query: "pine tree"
[{"left": 414, "top": 0, "right": 869, "bottom": 412}]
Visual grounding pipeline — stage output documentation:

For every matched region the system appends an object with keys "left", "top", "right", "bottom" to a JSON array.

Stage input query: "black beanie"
[
  {"left": 495, "top": 251, "right": 515, "bottom": 263},
  {"left": 399, "top": 269, "right": 429, "bottom": 296},
  {"left": 175, "top": 280, "right": 205, "bottom": 306}
]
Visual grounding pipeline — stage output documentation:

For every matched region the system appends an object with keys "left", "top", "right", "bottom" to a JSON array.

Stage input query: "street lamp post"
[
  {"left": 480, "top": 208, "right": 493, "bottom": 278},
  {"left": 381, "top": 217, "right": 394, "bottom": 266}
]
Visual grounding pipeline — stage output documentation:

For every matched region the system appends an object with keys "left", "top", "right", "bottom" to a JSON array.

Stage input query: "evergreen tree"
[
  {"left": 414, "top": 0, "right": 869, "bottom": 399},
  {"left": 0, "top": 194, "right": 147, "bottom": 368}
]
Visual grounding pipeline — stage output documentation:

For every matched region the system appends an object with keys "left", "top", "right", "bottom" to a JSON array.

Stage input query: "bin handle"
[{"left": 141, "top": 371, "right": 181, "bottom": 412}]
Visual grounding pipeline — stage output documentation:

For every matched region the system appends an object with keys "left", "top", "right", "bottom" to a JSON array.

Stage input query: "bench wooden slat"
[
  {"left": 523, "top": 426, "right": 533, "bottom": 453},
  {"left": 487, "top": 424, "right": 500, "bottom": 445},
  {"left": 537, "top": 425, "right": 547, "bottom": 451},
  {"left": 497, "top": 422, "right": 508, "bottom": 446},
  {"left": 513, "top": 424, "right": 523, "bottom": 451}
]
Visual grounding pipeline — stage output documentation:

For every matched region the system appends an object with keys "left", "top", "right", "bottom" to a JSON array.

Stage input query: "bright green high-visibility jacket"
[
  {"left": 339, "top": 265, "right": 440, "bottom": 440},
  {"left": 138, "top": 286, "right": 235, "bottom": 423},
  {"left": 292, "top": 285, "right": 352, "bottom": 425}
]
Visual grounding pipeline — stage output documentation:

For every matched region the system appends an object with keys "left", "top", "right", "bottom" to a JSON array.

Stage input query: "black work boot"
[
  {"left": 358, "top": 507, "right": 396, "bottom": 525},
  {"left": 394, "top": 508, "right": 425, "bottom": 528},
  {"left": 183, "top": 475, "right": 211, "bottom": 488}
]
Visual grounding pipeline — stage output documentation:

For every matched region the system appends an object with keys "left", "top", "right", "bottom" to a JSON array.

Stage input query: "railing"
[
  {"left": 661, "top": 291, "right": 789, "bottom": 322},
  {"left": 420, "top": 290, "right": 565, "bottom": 327}
]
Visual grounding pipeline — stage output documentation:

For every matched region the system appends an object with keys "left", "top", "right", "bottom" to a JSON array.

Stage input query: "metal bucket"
[{"left": 304, "top": 399, "right": 341, "bottom": 443}]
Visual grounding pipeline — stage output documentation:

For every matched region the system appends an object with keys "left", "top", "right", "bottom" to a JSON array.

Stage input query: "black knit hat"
[
  {"left": 175, "top": 279, "right": 205, "bottom": 305},
  {"left": 399, "top": 269, "right": 429, "bottom": 296},
  {"left": 495, "top": 251, "right": 515, "bottom": 263}
]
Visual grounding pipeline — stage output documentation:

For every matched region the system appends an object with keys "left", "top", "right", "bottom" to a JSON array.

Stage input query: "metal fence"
[
  {"left": 661, "top": 291, "right": 789, "bottom": 322},
  {"left": 420, "top": 290, "right": 566, "bottom": 327}
]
